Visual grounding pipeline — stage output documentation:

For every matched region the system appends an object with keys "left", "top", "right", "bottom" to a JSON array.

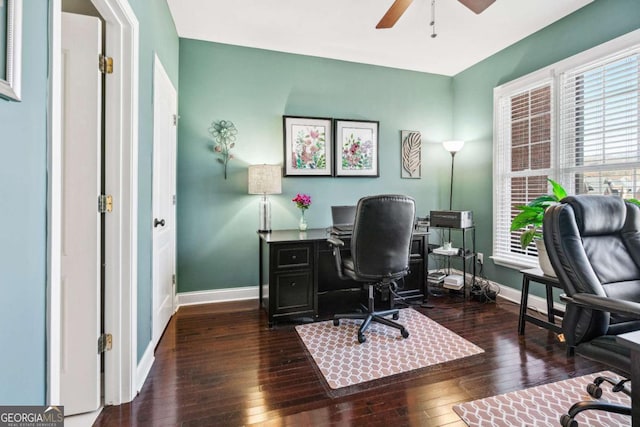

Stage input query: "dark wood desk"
[
  {"left": 258, "top": 229, "right": 428, "bottom": 326},
  {"left": 616, "top": 331, "right": 640, "bottom": 426},
  {"left": 518, "top": 267, "right": 564, "bottom": 335}
]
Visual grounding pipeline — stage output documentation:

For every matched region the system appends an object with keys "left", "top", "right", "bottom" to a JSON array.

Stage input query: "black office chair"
[
  {"left": 327, "top": 194, "right": 416, "bottom": 344},
  {"left": 544, "top": 194, "right": 640, "bottom": 426}
]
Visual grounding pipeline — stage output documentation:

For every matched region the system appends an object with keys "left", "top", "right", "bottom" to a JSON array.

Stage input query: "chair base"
[
  {"left": 559, "top": 375, "right": 631, "bottom": 427},
  {"left": 333, "top": 305, "right": 409, "bottom": 343}
]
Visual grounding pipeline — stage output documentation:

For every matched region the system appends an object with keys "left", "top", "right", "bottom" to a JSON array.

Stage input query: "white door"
[
  {"left": 60, "top": 12, "right": 101, "bottom": 415},
  {"left": 152, "top": 55, "right": 177, "bottom": 346}
]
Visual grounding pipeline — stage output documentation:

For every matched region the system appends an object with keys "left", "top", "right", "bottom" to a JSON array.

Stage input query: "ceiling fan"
[{"left": 376, "top": 0, "right": 496, "bottom": 29}]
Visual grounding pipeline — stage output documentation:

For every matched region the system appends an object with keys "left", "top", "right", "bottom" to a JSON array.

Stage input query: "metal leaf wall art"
[{"left": 401, "top": 131, "right": 422, "bottom": 179}]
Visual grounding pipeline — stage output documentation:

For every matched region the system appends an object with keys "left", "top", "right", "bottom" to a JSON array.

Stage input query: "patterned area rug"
[
  {"left": 453, "top": 371, "right": 630, "bottom": 426},
  {"left": 295, "top": 308, "right": 483, "bottom": 390}
]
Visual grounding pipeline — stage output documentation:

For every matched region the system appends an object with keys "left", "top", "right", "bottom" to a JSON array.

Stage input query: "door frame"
[{"left": 47, "top": 0, "right": 140, "bottom": 406}]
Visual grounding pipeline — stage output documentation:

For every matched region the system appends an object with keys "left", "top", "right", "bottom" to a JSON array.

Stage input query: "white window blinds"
[
  {"left": 559, "top": 52, "right": 640, "bottom": 197},
  {"left": 493, "top": 32, "right": 640, "bottom": 270},
  {"left": 494, "top": 82, "right": 553, "bottom": 267}
]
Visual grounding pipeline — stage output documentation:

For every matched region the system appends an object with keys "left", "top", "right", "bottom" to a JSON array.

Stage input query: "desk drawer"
[
  {"left": 274, "top": 245, "right": 312, "bottom": 269},
  {"left": 275, "top": 271, "right": 313, "bottom": 312}
]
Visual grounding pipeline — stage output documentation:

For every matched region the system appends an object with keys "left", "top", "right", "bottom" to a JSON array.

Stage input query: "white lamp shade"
[
  {"left": 442, "top": 140, "right": 465, "bottom": 153},
  {"left": 248, "top": 164, "right": 282, "bottom": 195}
]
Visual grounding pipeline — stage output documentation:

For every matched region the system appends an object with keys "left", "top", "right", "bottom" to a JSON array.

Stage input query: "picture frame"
[
  {"left": 401, "top": 130, "right": 422, "bottom": 179},
  {"left": 334, "top": 119, "right": 379, "bottom": 177},
  {"left": 0, "top": 0, "right": 22, "bottom": 101},
  {"left": 283, "top": 115, "right": 333, "bottom": 176}
]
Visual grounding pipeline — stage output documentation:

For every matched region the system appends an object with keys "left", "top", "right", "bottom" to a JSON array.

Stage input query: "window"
[{"left": 493, "top": 31, "right": 640, "bottom": 269}]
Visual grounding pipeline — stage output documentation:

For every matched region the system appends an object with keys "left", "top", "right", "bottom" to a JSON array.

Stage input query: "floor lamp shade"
[{"left": 248, "top": 164, "right": 282, "bottom": 232}]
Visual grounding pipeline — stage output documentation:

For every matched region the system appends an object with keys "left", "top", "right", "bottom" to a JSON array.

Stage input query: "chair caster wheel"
[
  {"left": 587, "top": 383, "right": 602, "bottom": 398},
  {"left": 401, "top": 329, "right": 409, "bottom": 339},
  {"left": 358, "top": 334, "right": 366, "bottom": 343},
  {"left": 560, "top": 414, "right": 578, "bottom": 427},
  {"left": 393, "top": 313, "right": 399, "bottom": 320},
  {"left": 333, "top": 319, "right": 340, "bottom": 326}
]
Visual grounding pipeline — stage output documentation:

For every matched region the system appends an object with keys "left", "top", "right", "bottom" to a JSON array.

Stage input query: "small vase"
[{"left": 298, "top": 210, "right": 308, "bottom": 231}]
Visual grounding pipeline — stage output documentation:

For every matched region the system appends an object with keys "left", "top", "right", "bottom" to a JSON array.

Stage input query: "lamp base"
[{"left": 258, "top": 195, "right": 271, "bottom": 233}]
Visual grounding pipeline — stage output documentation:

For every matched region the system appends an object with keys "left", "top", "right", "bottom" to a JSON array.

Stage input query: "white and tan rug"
[
  {"left": 453, "top": 371, "right": 630, "bottom": 426},
  {"left": 295, "top": 308, "right": 483, "bottom": 390}
]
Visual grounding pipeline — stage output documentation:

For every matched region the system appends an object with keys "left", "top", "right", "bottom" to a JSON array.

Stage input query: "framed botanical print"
[
  {"left": 334, "top": 119, "right": 379, "bottom": 177},
  {"left": 283, "top": 116, "right": 333, "bottom": 176}
]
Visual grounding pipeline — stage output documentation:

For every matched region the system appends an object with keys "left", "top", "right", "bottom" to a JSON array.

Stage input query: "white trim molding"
[
  {"left": 136, "top": 342, "right": 155, "bottom": 393},
  {"left": 94, "top": 0, "right": 140, "bottom": 406},
  {"left": 177, "top": 286, "right": 259, "bottom": 307},
  {"left": 47, "top": 0, "right": 140, "bottom": 408}
]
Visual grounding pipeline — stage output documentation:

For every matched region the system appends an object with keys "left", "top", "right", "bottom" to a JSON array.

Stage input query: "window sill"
[{"left": 491, "top": 255, "right": 538, "bottom": 272}]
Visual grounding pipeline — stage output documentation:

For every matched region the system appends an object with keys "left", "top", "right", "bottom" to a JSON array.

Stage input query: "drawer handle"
[
  {"left": 292, "top": 255, "right": 297, "bottom": 260},
  {"left": 290, "top": 282, "right": 296, "bottom": 287}
]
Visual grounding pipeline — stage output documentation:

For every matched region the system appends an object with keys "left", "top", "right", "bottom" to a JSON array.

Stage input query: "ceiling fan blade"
[
  {"left": 458, "top": 0, "right": 496, "bottom": 14},
  {"left": 376, "top": 0, "right": 414, "bottom": 29}
]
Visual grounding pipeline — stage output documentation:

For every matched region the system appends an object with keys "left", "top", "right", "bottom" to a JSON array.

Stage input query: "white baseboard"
[
  {"left": 136, "top": 341, "right": 155, "bottom": 393},
  {"left": 64, "top": 407, "right": 102, "bottom": 427},
  {"left": 175, "top": 276, "right": 561, "bottom": 321},
  {"left": 177, "top": 286, "right": 259, "bottom": 307}
]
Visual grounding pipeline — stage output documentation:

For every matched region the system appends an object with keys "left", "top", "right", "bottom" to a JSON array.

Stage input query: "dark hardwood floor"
[{"left": 94, "top": 294, "right": 611, "bottom": 426}]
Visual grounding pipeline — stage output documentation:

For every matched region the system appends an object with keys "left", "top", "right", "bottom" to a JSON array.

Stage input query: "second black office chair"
[
  {"left": 328, "top": 194, "right": 416, "bottom": 344},
  {"left": 544, "top": 195, "right": 640, "bottom": 426}
]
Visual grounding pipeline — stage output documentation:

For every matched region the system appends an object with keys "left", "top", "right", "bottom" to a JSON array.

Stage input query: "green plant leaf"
[
  {"left": 520, "top": 229, "right": 535, "bottom": 248},
  {"left": 628, "top": 198, "right": 640, "bottom": 207},
  {"left": 510, "top": 212, "right": 535, "bottom": 231},
  {"left": 549, "top": 178, "right": 568, "bottom": 201},
  {"left": 528, "top": 194, "right": 557, "bottom": 207}
]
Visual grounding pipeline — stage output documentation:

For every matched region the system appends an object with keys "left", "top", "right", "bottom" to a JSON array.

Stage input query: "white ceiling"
[{"left": 167, "top": 0, "right": 594, "bottom": 76}]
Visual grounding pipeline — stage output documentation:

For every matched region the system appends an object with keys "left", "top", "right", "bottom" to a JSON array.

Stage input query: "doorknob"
[{"left": 154, "top": 218, "right": 166, "bottom": 228}]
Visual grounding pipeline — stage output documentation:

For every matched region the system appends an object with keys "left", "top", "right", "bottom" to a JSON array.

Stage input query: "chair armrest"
[
  {"left": 327, "top": 236, "right": 345, "bottom": 248},
  {"left": 327, "top": 237, "right": 346, "bottom": 280},
  {"left": 568, "top": 293, "right": 640, "bottom": 319}
]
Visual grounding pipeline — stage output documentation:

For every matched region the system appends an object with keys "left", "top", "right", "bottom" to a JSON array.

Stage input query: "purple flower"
[{"left": 292, "top": 193, "right": 312, "bottom": 210}]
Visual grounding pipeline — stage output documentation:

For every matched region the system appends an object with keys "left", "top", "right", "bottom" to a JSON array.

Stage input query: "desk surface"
[{"left": 259, "top": 228, "right": 428, "bottom": 244}]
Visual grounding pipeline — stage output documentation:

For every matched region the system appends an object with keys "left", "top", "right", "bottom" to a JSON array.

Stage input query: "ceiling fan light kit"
[{"left": 376, "top": 0, "right": 496, "bottom": 30}]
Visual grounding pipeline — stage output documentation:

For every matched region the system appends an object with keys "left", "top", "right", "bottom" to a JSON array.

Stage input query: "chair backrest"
[
  {"left": 543, "top": 194, "right": 640, "bottom": 345},
  {"left": 349, "top": 194, "right": 416, "bottom": 280}
]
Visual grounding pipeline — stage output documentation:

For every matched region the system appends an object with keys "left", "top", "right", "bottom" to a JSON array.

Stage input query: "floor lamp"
[
  {"left": 248, "top": 164, "right": 282, "bottom": 232},
  {"left": 442, "top": 140, "right": 465, "bottom": 210},
  {"left": 442, "top": 140, "right": 465, "bottom": 245}
]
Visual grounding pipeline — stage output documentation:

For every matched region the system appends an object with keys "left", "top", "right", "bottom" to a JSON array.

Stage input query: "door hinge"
[
  {"left": 98, "top": 333, "right": 113, "bottom": 353},
  {"left": 172, "top": 114, "right": 178, "bottom": 126},
  {"left": 98, "top": 194, "right": 113, "bottom": 213},
  {"left": 172, "top": 274, "right": 176, "bottom": 285},
  {"left": 99, "top": 54, "right": 113, "bottom": 74},
  {"left": 172, "top": 195, "right": 176, "bottom": 205}
]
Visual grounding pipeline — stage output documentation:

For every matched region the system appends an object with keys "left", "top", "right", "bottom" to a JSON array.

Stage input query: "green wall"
[
  {"left": 451, "top": 0, "right": 640, "bottom": 294},
  {"left": 177, "top": 40, "right": 454, "bottom": 292},
  {"left": 177, "top": 0, "right": 640, "bottom": 296},
  {"left": 0, "top": 0, "right": 49, "bottom": 405}
]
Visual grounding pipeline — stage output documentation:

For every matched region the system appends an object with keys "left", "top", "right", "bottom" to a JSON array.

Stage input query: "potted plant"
[{"left": 510, "top": 179, "right": 567, "bottom": 276}]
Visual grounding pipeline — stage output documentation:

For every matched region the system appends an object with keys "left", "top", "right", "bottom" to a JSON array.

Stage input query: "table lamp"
[{"left": 248, "top": 164, "right": 282, "bottom": 232}]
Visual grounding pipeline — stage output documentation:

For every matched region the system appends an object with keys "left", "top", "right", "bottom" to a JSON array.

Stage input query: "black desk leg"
[
  {"left": 546, "top": 284, "right": 555, "bottom": 324},
  {"left": 258, "top": 237, "right": 263, "bottom": 309},
  {"left": 518, "top": 276, "right": 530, "bottom": 335}
]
